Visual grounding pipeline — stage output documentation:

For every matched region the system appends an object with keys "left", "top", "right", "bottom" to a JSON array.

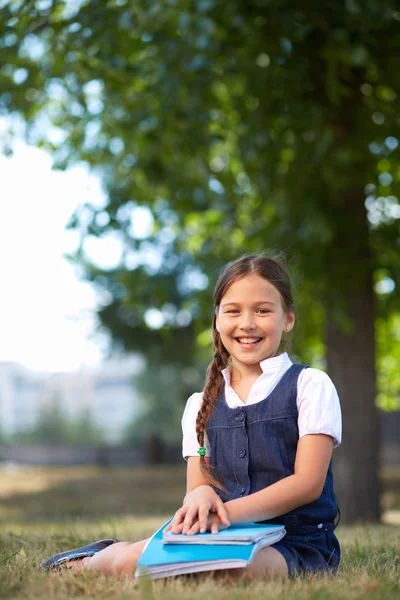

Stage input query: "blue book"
[
  {"left": 163, "top": 522, "right": 285, "bottom": 545},
  {"left": 135, "top": 519, "right": 286, "bottom": 579}
]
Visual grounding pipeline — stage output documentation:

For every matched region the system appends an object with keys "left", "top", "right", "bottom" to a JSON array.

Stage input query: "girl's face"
[{"left": 216, "top": 273, "right": 295, "bottom": 371}]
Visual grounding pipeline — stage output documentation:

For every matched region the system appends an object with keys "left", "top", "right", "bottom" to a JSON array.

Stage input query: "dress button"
[
  {"left": 240, "top": 412, "right": 245, "bottom": 421},
  {"left": 238, "top": 448, "right": 246, "bottom": 458},
  {"left": 240, "top": 486, "right": 246, "bottom": 495},
  {"left": 318, "top": 523, "right": 323, "bottom": 529}
]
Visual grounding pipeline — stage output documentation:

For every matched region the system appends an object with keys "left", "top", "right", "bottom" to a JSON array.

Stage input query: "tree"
[{"left": 2, "top": 0, "right": 400, "bottom": 522}]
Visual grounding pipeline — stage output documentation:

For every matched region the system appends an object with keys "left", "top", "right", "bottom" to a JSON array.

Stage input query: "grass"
[{"left": 0, "top": 465, "right": 399, "bottom": 599}]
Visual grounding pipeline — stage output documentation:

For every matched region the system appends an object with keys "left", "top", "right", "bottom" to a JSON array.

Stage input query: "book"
[
  {"left": 163, "top": 522, "right": 285, "bottom": 545},
  {"left": 135, "top": 519, "right": 286, "bottom": 580}
]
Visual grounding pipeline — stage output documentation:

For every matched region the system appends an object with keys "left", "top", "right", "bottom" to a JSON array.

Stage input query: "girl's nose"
[{"left": 239, "top": 313, "right": 256, "bottom": 330}]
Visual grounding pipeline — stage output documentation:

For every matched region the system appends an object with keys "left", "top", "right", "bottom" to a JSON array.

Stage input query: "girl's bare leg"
[
  {"left": 212, "top": 547, "right": 288, "bottom": 582},
  {"left": 68, "top": 539, "right": 149, "bottom": 577},
  {"left": 67, "top": 541, "right": 287, "bottom": 581},
  {"left": 243, "top": 546, "right": 288, "bottom": 580}
]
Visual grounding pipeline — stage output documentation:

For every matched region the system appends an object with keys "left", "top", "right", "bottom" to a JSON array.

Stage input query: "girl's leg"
[
  {"left": 213, "top": 546, "right": 288, "bottom": 582},
  {"left": 69, "top": 539, "right": 149, "bottom": 577},
  {"left": 68, "top": 541, "right": 288, "bottom": 581},
  {"left": 244, "top": 546, "right": 288, "bottom": 580}
]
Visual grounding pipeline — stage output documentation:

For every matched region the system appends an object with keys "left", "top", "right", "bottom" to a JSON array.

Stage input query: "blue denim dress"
[{"left": 206, "top": 363, "right": 340, "bottom": 577}]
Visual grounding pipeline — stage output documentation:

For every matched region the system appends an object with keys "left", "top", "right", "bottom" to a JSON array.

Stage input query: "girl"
[{"left": 43, "top": 253, "right": 341, "bottom": 580}]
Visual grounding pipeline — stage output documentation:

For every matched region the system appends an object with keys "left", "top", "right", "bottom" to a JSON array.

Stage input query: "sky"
[{"left": 0, "top": 140, "right": 113, "bottom": 373}]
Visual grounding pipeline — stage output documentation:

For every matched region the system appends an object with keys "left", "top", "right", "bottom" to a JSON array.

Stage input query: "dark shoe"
[{"left": 41, "top": 538, "right": 118, "bottom": 569}]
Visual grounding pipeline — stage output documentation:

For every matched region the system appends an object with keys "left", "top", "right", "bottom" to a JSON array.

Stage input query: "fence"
[{"left": 0, "top": 440, "right": 182, "bottom": 466}]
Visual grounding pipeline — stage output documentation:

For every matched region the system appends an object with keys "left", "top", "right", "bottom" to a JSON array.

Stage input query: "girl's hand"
[
  {"left": 183, "top": 512, "right": 230, "bottom": 536},
  {"left": 165, "top": 485, "right": 230, "bottom": 534}
]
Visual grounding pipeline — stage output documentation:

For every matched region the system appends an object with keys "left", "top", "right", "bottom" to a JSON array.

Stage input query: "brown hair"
[{"left": 196, "top": 252, "right": 295, "bottom": 488}]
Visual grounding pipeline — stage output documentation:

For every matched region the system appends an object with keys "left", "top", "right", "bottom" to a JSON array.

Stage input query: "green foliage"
[
  {"left": 376, "top": 314, "right": 400, "bottom": 410},
  {"left": 1, "top": 1, "right": 400, "bottom": 412}
]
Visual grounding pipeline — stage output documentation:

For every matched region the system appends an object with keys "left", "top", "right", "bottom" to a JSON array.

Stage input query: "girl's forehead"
[{"left": 221, "top": 273, "right": 280, "bottom": 301}]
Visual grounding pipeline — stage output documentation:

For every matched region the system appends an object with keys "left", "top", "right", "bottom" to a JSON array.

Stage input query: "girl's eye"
[
  {"left": 226, "top": 309, "right": 240, "bottom": 314},
  {"left": 257, "top": 309, "right": 270, "bottom": 314}
]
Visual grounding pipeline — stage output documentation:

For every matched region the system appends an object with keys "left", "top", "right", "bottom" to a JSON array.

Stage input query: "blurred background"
[{"left": 0, "top": 0, "right": 399, "bottom": 527}]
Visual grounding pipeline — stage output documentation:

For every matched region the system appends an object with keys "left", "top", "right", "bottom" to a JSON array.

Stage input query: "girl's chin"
[{"left": 231, "top": 349, "right": 279, "bottom": 365}]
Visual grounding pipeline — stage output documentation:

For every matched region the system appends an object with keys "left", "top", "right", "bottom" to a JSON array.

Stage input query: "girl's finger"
[
  {"left": 172, "top": 507, "right": 186, "bottom": 524},
  {"left": 211, "top": 520, "right": 219, "bottom": 535},
  {"left": 186, "top": 521, "right": 200, "bottom": 536},
  {"left": 165, "top": 513, "right": 181, "bottom": 532},
  {"left": 170, "top": 521, "right": 185, "bottom": 534},
  {"left": 198, "top": 505, "right": 210, "bottom": 534},
  {"left": 169, "top": 508, "right": 188, "bottom": 532},
  {"left": 182, "top": 506, "right": 199, "bottom": 534},
  {"left": 169, "top": 523, "right": 184, "bottom": 534}
]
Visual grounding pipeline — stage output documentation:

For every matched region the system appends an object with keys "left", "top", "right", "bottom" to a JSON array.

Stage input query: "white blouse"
[{"left": 182, "top": 352, "right": 342, "bottom": 459}]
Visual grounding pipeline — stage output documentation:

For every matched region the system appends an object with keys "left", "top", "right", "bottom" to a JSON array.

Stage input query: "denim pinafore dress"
[{"left": 206, "top": 364, "right": 341, "bottom": 577}]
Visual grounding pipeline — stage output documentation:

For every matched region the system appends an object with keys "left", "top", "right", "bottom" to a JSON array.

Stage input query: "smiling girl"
[
  {"left": 42, "top": 253, "right": 341, "bottom": 581},
  {"left": 170, "top": 253, "right": 341, "bottom": 579}
]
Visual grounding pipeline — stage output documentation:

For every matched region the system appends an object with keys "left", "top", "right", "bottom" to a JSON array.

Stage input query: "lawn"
[{"left": 0, "top": 465, "right": 399, "bottom": 599}]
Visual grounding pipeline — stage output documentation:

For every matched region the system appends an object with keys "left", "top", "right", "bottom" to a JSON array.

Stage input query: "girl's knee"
[
  {"left": 247, "top": 546, "right": 289, "bottom": 581},
  {"left": 210, "top": 548, "right": 288, "bottom": 584},
  {"left": 85, "top": 539, "right": 148, "bottom": 576},
  {"left": 112, "top": 539, "right": 149, "bottom": 576}
]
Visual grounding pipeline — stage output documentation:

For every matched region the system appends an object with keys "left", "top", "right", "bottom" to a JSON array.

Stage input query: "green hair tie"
[{"left": 197, "top": 447, "right": 206, "bottom": 457}]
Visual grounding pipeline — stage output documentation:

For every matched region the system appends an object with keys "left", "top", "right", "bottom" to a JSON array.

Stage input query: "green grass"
[{"left": 0, "top": 466, "right": 399, "bottom": 599}]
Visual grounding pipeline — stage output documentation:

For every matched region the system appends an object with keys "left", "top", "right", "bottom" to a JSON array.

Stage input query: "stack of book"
[{"left": 135, "top": 520, "right": 286, "bottom": 579}]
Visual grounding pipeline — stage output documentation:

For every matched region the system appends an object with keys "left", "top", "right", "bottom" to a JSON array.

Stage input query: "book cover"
[
  {"left": 135, "top": 520, "right": 286, "bottom": 579},
  {"left": 163, "top": 523, "right": 285, "bottom": 545}
]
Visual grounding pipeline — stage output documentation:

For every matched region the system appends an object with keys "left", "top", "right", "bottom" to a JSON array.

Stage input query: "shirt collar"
[{"left": 221, "top": 352, "right": 292, "bottom": 387}]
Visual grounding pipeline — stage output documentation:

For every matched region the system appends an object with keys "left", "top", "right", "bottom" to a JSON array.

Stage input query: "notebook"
[
  {"left": 163, "top": 522, "right": 285, "bottom": 545},
  {"left": 135, "top": 519, "right": 286, "bottom": 579}
]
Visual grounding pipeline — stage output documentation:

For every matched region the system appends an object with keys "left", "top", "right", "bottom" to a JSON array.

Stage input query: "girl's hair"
[{"left": 196, "top": 252, "right": 294, "bottom": 488}]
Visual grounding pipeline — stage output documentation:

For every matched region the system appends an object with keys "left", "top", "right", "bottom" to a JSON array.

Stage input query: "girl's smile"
[
  {"left": 235, "top": 336, "right": 263, "bottom": 349},
  {"left": 216, "top": 273, "right": 295, "bottom": 373}
]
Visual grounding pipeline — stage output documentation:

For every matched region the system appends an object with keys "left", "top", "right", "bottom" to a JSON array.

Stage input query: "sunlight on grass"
[
  {"left": 0, "top": 519, "right": 399, "bottom": 600},
  {"left": 0, "top": 465, "right": 101, "bottom": 498},
  {"left": 0, "top": 466, "right": 399, "bottom": 599},
  {"left": 0, "top": 465, "right": 186, "bottom": 523}
]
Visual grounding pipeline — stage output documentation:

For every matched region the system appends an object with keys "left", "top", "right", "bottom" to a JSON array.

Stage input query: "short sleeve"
[
  {"left": 297, "top": 368, "right": 342, "bottom": 448},
  {"left": 181, "top": 393, "right": 211, "bottom": 460}
]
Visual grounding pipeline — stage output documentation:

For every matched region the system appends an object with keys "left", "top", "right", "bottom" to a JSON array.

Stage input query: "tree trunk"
[{"left": 326, "top": 191, "right": 381, "bottom": 523}]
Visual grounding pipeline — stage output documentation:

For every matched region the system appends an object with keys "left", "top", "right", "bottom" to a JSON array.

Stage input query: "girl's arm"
[
  {"left": 168, "top": 391, "right": 229, "bottom": 533},
  {"left": 185, "top": 456, "right": 209, "bottom": 495},
  {"left": 173, "top": 434, "right": 333, "bottom": 535},
  {"left": 224, "top": 433, "right": 334, "bottom": 524}
]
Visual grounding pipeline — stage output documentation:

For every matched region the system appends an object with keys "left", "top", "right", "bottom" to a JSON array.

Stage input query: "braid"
[{"left": 196, "top": 329, "right": 230, "bottom": 489}]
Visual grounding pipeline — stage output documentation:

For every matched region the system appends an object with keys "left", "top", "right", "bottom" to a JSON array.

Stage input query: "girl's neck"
[
  {"left": 229, "top": 361, "right": 263, "bottom": 386},
  {"left": 228, "top": 362, "right": 262, "bottom": 405}
]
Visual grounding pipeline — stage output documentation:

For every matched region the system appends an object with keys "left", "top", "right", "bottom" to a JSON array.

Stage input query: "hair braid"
[{"left": 196, "top": 329, "right": 230, "bottom": 489}]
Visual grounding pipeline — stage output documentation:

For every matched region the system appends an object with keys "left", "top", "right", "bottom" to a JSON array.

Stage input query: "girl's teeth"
[{"left": 238, "top": 338, "right": 261, "bottom": 344}]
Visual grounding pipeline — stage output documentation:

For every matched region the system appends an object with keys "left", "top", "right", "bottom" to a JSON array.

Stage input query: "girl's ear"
[
  {"left": 284, "top": 311, "right": 295, "bottom": 332},
  {"left": 215, "top": 313, "right": 221, "bottom": 333}
]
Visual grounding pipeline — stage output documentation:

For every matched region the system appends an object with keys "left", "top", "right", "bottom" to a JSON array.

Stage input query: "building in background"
[
  {"left": 0, "top": 355, "right": 142, "bottom": 443},
  {"left": 0, "top": 362, "right": 46, "bottom": 435}
]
